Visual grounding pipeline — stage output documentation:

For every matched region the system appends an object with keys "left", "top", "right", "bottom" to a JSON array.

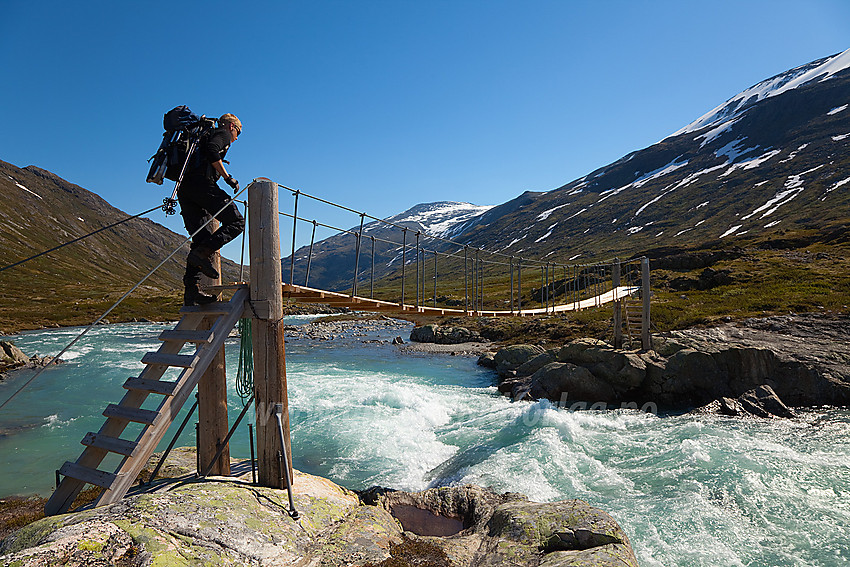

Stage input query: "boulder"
[
  {"left": 410, "top": 324, "right": 439, "bottom": 343},
  {"left": 693, "top": 385, "right": 796, "bottom": 419},
  {"left": 557, "top": 338, "right": 614, "bottom": 364},
  {"left": 528, "top": 362, "right": 617, "bottom": 403},
  {"left": 738, "top": 384, "right": 796, "bottom": 419},
  {"left": 0, "top": 452, "right": 639, "bottom": 567},
  {"left": 0, "top": 341, "right": 29, "bottom": 370},
  {"left": 477, "top": 351, "right": 497, "bottom": 369},
  {"left": 494, "top": 344, "right": 546, "bottom": 378},
  {"left": 515, "top": 352, "right": 556, "bottom": 377},
  {"left": 410, "top": 325, "right": 481, "bottom": 345}
]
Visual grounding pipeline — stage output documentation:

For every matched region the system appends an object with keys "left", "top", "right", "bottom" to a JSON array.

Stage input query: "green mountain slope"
[{"left": 0, "top": 161, "right": 239, "bottom": 333}]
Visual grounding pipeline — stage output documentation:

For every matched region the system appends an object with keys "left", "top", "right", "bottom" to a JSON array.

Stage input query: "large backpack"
[{"left": 146, "top": 106, "right": 216, "bottom": 185}]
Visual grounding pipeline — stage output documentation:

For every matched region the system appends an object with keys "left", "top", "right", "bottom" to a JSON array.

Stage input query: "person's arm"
[
  {"left": 211, "top": 160, "right": 229, "bottom": 179},
  {"left": 212, "top": 159, "right": 239, "bottom": 191}
]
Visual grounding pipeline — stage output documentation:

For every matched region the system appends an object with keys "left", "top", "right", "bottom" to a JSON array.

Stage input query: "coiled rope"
[{"left": 235, "top": 318, "right": 253, "bottom": 404}]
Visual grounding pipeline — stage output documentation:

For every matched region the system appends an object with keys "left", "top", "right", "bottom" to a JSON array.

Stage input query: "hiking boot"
[
  {"left": 183, "top": 287, "right": 218, "bottom": 306},
  {"left": 187, "top": 247, "right": 220, "bottom": 279}
]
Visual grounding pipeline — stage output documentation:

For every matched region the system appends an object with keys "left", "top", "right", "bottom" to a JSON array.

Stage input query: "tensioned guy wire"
[
  {"left": 0, "top": 186, "right": 249, "bottom": 412},
  {"left": 0, "top": 204, "right": 164, "bottom": 273}
]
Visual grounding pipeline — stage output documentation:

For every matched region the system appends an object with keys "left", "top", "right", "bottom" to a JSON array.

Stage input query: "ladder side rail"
[
  {"left": 45, "top": 312, "right": 210, "bottom": 515},
  {"left": 97, "top": 288, "right": 249, "bottom": 506}
]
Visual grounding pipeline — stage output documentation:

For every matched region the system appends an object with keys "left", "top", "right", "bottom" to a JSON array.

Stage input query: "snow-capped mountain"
[
  {"left": 284, "top": 201, "right": 492, "bottom": 291},
  {"left": 365, "top": 201, "right": 493, "bottom": 240},
  {"left": 286, "top": 48, "right": 850, "bottom": 291},
  {"left": 452, "top": 47, "right": 850, "bottom": 262},
  {"left": 672, "top": 49, "right": 850, "bottom": 137}
]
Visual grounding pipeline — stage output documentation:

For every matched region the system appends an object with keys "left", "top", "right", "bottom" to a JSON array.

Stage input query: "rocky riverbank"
[
  {"left": 0, "top": 340, "right": 59, "bottom": 380},
  {"left": 472, "top": 313, "right": 849, "bottom": 416},
  {"left": 0, "top": 448, "right": 638, "bottom": 567}
]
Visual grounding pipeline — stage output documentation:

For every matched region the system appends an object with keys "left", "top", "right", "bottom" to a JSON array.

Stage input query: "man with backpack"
[{"left": 178, "top": 113, "right": 245, "bottom": 306}]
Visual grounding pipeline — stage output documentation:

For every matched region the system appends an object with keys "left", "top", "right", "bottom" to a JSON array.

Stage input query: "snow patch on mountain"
[
  {"left": 721, "top": 148, "right": 782, "bottom": 177},
  {"left": 715, "top": 138, "right": 759, "bottom": 162},
  {"left": 671, "top": 48, "right": 850, "bottom": 138},
  {"left": 536, "top": 203, "right": 570, "bottom": 221},
  {"left": 381, "top": 201, "right": 492, "bottom": 238},
  {"left": 597, "top": 157, "right": 688, "bottom": 203},
  {"left": 828, "top": 104, "right": 848, "bottom": 115},
  {"left": 10, "top": 177, "right": 43, "bottom": 200}
]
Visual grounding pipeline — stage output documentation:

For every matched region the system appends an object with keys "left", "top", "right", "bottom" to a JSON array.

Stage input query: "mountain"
[
  {"left": 0, "top": 161, "right": 239, "bottom": 333},
  {"left": 285, "top": 201, "right": 492, "bottom": 291},
  {"left": 456, "top": 48, "right": 850, "bottom": 260},
  {"left": 286, "top": 48, "right": 850, "bottom": 292}
]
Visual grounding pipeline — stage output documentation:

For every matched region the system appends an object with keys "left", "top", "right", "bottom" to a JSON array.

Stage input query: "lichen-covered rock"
[{"left": 0, "top": 452, "right": 639, "bottom": 567}]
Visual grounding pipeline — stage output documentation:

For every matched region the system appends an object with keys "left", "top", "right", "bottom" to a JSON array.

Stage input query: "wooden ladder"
[
  {"left": 624, "top": 299, "right": 643, "bottom": 349},
  {"left": 44, "top": 287, "right": 249, "bottom": 516}
]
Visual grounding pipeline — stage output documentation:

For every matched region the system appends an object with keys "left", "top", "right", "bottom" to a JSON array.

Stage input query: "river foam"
[{"left": 2, "top": 321, "right": 848, "bottom": 565}]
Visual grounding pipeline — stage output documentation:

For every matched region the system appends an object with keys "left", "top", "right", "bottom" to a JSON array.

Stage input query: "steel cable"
[
  {"left": 0, "top": 186, "right": 249, "bottom": 412},
  {"left": 0, "top": 204, "right": 163, "bottom": 273}
]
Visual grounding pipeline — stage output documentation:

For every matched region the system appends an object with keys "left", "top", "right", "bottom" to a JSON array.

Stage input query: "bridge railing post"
[
  {"left": 289, "top": 189, "right": 299, "bottom": 285},
  {"left": 517, "top": 258, "right": 522, "bottom": 315},
  {"left": 612, "top": 259, "right": 623, "bottom": 349},
  {"left": 641, "top": 257, "right": 652, "bottom": 350},
  {"left": 400, "top": 228, "right": 407, "bottom": 308},
  {"left": 352, "top": 213, "right": 365, "bottom": 297},
  {"left": 248, "top": 179, "right": 293, "bottom": 488}
]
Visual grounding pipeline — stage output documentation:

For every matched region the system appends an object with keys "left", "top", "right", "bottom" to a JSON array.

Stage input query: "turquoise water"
[{"left": 1, "top": 321, "right": 849, "bottom": 566}]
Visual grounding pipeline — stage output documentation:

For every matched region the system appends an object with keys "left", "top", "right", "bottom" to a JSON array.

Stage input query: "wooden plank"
[
  {"left": 59, "top": 462, "right": 117, "bottom": 489},
  {"left": 158, "top": 329, "right": 214, "bottom": 343},
  {"left": 179, "top": 302, "right": 233, "bottom": 316},
  {"left": 141, "top": 352, "right": 196, "bottom": 368},
  {"left": 103, "top": 404, "right": 159, "bottom": 425},
  {"left": 81, "top": 433, "right": 139, "bottom": 457},
  {"left": 123, "top": 377, "right": 178, "bottom": 396}
]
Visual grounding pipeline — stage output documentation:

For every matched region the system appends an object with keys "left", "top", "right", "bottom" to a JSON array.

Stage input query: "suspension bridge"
[{"left": 1, "top": 179, "right": 651, "bottom": 516}]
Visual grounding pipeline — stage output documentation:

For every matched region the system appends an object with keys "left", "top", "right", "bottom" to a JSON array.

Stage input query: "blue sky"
[{"left": 3, "top": 0, "right": 849, "bottom": 261}]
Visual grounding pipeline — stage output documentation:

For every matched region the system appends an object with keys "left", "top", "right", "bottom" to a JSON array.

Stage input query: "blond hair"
[{"left": 219, "top": 113, "right": 242, "bottom": 130}]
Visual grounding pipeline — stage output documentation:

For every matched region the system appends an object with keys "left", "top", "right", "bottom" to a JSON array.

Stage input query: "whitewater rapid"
[{"left": 1, "top": 320, "right": 848, "bottom": 566}]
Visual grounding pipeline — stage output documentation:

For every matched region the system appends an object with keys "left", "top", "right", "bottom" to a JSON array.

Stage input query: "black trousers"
[{"left": 177, "top": 177, "right": 245, "bottom": 287}]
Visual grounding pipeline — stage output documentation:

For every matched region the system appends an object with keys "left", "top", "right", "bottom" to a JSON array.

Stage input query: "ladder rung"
[
  {"left": 103, "top": 404, "right": 159, "bottom": 425},
  {"left": 179, "top": 302, "right": 232, "bottom": 315},
  {"left": 81, "top": 432, "right": 139, "bottom": 457},
  {"left": 158, "top": 329, "right": 214, "bottom": 343},
  {"left": 59, "top": 462, "right": 117, "bottom": 489},
  {"left": 123, "top": 377, "right": 179, "bottom": 396},
  {"left": 141, "top": 352, "right": 196, "bottom": 368}
]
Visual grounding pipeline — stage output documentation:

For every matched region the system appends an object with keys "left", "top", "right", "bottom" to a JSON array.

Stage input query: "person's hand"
[{"left": 225, "top": 175, "right": 240, "bottom": 192}]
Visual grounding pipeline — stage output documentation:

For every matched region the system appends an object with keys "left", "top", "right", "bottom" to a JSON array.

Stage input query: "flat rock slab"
[{"left": 1, "top": 449, "right": 638, "bottom": 567}]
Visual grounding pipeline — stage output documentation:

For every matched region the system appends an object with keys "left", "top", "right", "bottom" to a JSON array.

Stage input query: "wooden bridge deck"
[
  {"left": 280, "top": 283, "right": 639, "bottom": 317},
  {"left": 207, "top": 283, "right": 639, "bottom": 317}
]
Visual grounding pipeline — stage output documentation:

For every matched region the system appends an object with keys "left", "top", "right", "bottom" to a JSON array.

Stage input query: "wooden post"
[
  {"left": 612, "top": 259, "right": 623, "bottom": 349},
  {"left": 641, "top": 257, "right": 651, "bottom": 350},
  {"left": 249, "top": 179, "right": 293, "bottom": 487},
  {"left": 197, "top": 220, "right": 230, "bottom": 476}
]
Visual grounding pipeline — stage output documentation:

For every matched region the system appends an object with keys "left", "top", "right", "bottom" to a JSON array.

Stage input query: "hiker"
[{"left": 178, "top": 113, "right": 245, "bottom": 306}]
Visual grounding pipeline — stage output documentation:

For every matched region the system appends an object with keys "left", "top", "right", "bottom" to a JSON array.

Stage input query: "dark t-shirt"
[{"left": 188, "top": 126, "right": 231, "bottom": 182}]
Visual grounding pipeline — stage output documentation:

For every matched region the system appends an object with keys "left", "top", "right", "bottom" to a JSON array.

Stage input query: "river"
[{"left": 1, "top": 319, "right": 848, "bottom": 566}]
